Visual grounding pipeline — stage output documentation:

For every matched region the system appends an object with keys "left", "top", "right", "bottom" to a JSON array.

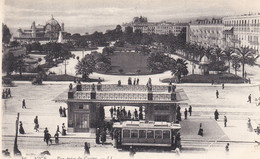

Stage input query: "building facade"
[
  {"left": 187, "top": 18, "right": 224, "bottom": 48},
  {"left": 13, "top": 16, "right": 65, "bottom": 43},
  {"left": 55, "top": 84, "right": 188, "bottom": 133},
  {"left": 223, "top": 14, "right": 260, "bottom": 51},
  {"left": 123, "top": 16, "right": 187, "bottom": 36},
  {"left": 187, "top": 13, "right": 260, "bottom": 53}
]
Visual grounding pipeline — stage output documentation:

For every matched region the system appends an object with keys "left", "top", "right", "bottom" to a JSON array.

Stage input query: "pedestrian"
[
  {"left": 248, "top": 94, "right": 251, "bottom": 103},
  {"left": 168, "top": 81, "right": 172, "bottom": 93},
  {"left": 56, "top": 125, "right": 61, "bottom": 133},
  {"left": 8, "top": 88, "right": 11, "bottom": 97},
  {"left": 133, "top": 78, "right": 136, "bottom": 85},
  {"left": 188, "top": 105, "right": 192, "bottom": 116},
  {"left": 117, "top": 80, "right": 121, "bottom": 86},
  {"left": 216, "top": 90, "right": 219, "bottom": 98},
  {"left": 63, "top": 107, "right": 67, "bottom": 117},
  {"left": 211, "top": 80, "right": 214, "bottom": 85},
  {"left": 128, "top": 77, "right": 132, "bottom": 85},
  {"left": 22, "top": 99, "right": 26, "bottom": 109},
  {"left": 69, "top": 83, "right": 73, "bottom": 90},
  {"left": 176, "top": 105, "right": 181, "bottom": 121},
  {"left": 96, "top": 128, "right": 100, "bottom": 144},
  {"left": 224, "top": 116, "right": 227, "bottom": 127},
  {"left": 136, "top": 78, "right": 139, "bottom": 85},
  {"left": 109, "top": 106, "right": 113, "bottom": 118},
  {"left": 129, "top": 146, "right": 136, "bottom": 157},
  {"left": 184, "top": 108, "right": 188, "bottom": 119},
  {"left": 198, "top": 123, "right": 203, "bottom": 136},
  {"left": 247, "top": 118, "right": 253, "bottom": 132},
  {"left": 128, "top": 110, "right": 131, "bottom": 118},
  {"left": 248, "top": 78, "right": 251, "bottom": 84},
  {"left": 34, "top": 116, "right": 39, "bottom": 132},
  {"left": 45, "top": 132, "right": 52, "bottom": 145},
  {"left": 225, "top": 143, "right": 229, "bottom": 152},
  {"left": 222, "top": 83, "right": 224, "bottom": 90},
  {"left": 134, "top": 109, "right": 138, "bottom": 119},
  {"left": 101, "top": 130, "right": 106, "bottom": 145},
  {"left": 2, "top": 89, "right": 5, "bottom": 99},
  {"left": 59, "top": 106, "right": 62, "bottom": 117},
  {"left": 84, "top": 142, "right": 90, "bottom": 155},
  {"left": 214, "top": 109, "right": 219, "bottom": 121},
  {"left": 54, "top": 131, "right": 59, "bottom": 144},
  {"left": 74, "top": 77, "right": 77, "bottom": 83},
  {"left": 62, "top": 123, "right": 66, "bottom": 135},
  {"left": 44, "top": 128, "right": 48, "bottom": 141},
  {"left": 2, "top": 149, "right": 10, "bottom": 157},
  {"left": 19, "top": 121, "right": 25, "bottom": 134}
]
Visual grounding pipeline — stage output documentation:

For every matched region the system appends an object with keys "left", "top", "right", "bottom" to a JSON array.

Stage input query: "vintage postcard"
[{"left": 1, "top": 0, "right": 260, "bottom": 158}]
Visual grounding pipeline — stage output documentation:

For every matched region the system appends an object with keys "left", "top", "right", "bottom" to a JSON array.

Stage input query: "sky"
[{"left": 2, "top": 0, "right": 260, "bottom": 33}]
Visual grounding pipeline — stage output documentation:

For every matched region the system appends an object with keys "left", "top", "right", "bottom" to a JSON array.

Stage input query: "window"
[
  {"left": 123, "top": 129, "right": 130, "bottom": 138},
  {"left": 155, "top": 130, "right": 162, "bottom": 139},
  {"left": 147, "top": 130, "right": 154, "bottom": 138},
  {"left": 131, "top": 130, "right": 138, "bottom": 138},
  {"left": 139, "top": 130, "right": 146, "bottom": 138},
  {"left": 163, "top": 130, "right": 170, "bottom": 139}
]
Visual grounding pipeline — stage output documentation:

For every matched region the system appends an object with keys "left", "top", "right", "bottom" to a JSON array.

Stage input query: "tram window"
[
  {"left": 123, "top": 130, "right": 130, "bottom": 138},
  {"left": 131, "top": 130, "right": 138, "bottom": 138},
  {"left": 163, "top": 130, "right": 170, "bottom": 139},
  {"left": 155, "top": 130, "right": 162, "bottom": 139},
  {"left": 139, "top": 130, "right": 146, "bottom": 138},
  {"left": 147, "top": 130, "right": 154, "bottom": 138}
]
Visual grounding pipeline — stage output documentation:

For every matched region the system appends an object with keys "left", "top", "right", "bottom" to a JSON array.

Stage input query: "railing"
[
  {"left": 72, "top": 91, "right": 175, "bottom": 101},
  {"left": 79, "top": 84, "right": 169, "bottom": 92}
]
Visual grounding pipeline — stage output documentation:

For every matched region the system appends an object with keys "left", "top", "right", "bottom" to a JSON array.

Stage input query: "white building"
[
  {"left": 187, "top": 18, "right": 224, "bottom": 48},
  {"left": 223, "top": 13, "right": 260, "bottom": 51},
  {"left": 123, "top": 16, "right": 187, "bottom": 36}
]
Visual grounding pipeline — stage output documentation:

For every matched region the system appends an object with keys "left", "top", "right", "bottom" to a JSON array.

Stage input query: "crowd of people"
[
  {"left": 109, "top": 106, "right": 143, "bottom": 121},
  {"left": 2, "top": 88, "right": 11, "bottom": 99},
  {"left": 127, "top": 77, "right": 140, "bottom": 85}
]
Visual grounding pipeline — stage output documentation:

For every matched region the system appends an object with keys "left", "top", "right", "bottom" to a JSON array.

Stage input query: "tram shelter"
[{"left": 54, "top": 83, "right": 189, "bottom": 133}]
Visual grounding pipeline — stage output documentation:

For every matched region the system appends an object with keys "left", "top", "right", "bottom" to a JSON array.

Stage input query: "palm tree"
[
  {"left": 214, "top": 47, "right": 223, "bottom": 61},
  {"left": 171, "top": 58, "right": 189, "bottom": 83},
  {"left": 203, "top": 47, "right": 214, "bottom": 60},
  {"left": 223, "top": 47, "right": 235, "bottom": 73},
  {"left": 234, "top": 46, "right": 258, "bottom": 78}
]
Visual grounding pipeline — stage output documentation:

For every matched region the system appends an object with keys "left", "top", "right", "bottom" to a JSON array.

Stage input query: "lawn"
[
  {"left": 106, "top": 52, "right": 150, "bottom": 75},
  {"left": 161, "top": 73, "right": 245, "bottom": 83}
]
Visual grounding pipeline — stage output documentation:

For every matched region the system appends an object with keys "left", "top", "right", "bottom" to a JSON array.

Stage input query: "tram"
[{"left": 112, "top": 120, "right": 181, "bottom": 150}]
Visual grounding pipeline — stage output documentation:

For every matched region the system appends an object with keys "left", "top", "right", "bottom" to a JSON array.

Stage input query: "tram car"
[{"left": 112, "top": 120, "right": 181, "bottom": 150}]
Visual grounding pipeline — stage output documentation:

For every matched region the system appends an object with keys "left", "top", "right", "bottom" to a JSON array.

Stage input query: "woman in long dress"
[{"left": 19, "top": 121, "right": 25, "bottom": 134}]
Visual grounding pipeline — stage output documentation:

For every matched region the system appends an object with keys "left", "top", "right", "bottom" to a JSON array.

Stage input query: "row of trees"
[
  {"left": 178, "top": 43, "right": 258, "bottom": 77},
  {"left": 147, "top": 52, "right": 188, "bottom": 82}
]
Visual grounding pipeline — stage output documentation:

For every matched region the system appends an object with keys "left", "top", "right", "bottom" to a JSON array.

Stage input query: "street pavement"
[{"left": 1, "top": 73, "right": 260, "bottom": 158}]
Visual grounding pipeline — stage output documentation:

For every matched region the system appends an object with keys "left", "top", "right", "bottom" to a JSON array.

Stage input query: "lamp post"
[{"left": 14, "top": 113, "right": 21, "bottom": 156}]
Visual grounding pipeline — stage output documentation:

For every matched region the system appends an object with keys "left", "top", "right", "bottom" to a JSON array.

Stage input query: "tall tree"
[
  {"left": 171, "top": 58, "right": 189, "bottom": 83},
  {"left": 234, "top": 46, "right": 258, "bottom": 78},
  {"left": 2, "top": 52, "right": 16, "bottom": 76},
  {"left": 2, "top": 23, "right": 12, "bottom": 44},
  {"left": 223, "top": 47, "right": 235, "bottom": 73}
]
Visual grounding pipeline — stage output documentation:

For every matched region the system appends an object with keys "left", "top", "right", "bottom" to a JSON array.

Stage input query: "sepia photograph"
[{"left": 1, "top": 0, "right": 260, "bottom": 158}]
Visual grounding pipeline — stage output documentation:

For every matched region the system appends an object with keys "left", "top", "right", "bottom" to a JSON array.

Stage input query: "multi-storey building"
[
  {"left": 187, "top": 18, "right": 224, "bottom": 48},
  {"left": 223, "top": 14, "right": 260, "bottom": 51},
  {"left": 187, "top": 14, "right": 260, "bottom": 53},
  {"left": 123, "top": 16, "right": 187, "bottom": 36}
]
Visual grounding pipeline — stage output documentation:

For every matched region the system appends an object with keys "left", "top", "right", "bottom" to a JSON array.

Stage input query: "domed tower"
[{"left": 45, "top": 15, "right": 61, "bottom": 40}]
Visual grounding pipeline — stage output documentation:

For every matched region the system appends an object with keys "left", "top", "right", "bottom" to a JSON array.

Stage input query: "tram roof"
[{"left": 113, "top": 120, "right": 181, "bottom": 129}]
